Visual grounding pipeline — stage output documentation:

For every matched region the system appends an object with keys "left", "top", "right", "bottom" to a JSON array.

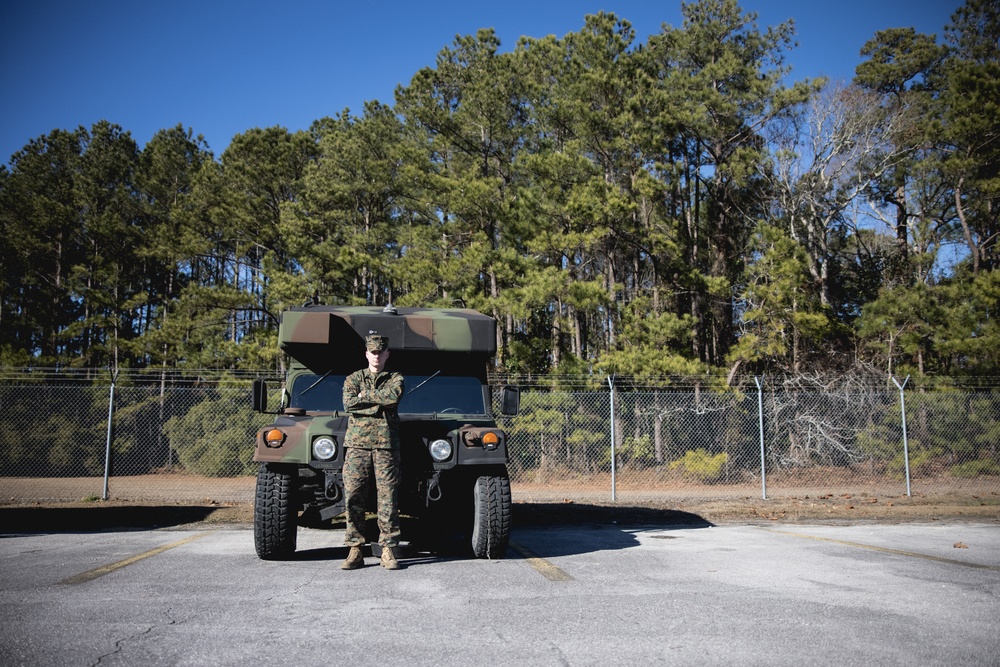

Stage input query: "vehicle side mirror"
[
  {"left": 500, "top": 386, "right": 520, "bottom": 416},
  {"left": 252, "top": 380, "right": 268, "bottom": 413}
]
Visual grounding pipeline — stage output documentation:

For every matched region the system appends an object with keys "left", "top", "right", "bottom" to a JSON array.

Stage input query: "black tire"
[
  {"left": 254, "top": 463, "right": 297, "bottom": 560},
  {"left": 470, "top": 474, "right": 511, "bottom": 559}
]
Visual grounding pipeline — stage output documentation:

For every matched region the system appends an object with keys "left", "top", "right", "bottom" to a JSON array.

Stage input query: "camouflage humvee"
[{"left": 251, "top": 304, "right": 519, "bottom": 561}]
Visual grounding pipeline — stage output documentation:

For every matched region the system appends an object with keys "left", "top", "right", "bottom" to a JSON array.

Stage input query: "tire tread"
[
  {"left": 254, "top": 463, "right": 297, "bottom": 560},
  {"left": 471, "top": 474, "right": 511, "bottom": 559}
]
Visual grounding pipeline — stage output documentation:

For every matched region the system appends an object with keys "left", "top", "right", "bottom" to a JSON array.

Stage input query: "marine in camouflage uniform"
[{"left": 341, "top": 334, "right": 404, "bottom": 570}]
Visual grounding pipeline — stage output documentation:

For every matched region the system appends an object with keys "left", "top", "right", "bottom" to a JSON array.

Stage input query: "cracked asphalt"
[{"left": 1, "top": 521, "right": 998, "bottom": 666}]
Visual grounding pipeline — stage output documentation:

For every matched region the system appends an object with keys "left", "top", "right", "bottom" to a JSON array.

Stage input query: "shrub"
[
  {"left": 669, "top": 448, "right": 728, "bottom": 483},
  {"left": 164, "top": 391, "right": 257, "bottom": 477},
  {"left": 949, "top": 459, "right": 1000, "bottom": 478},
  {"left": 887, "top": 445, "right": 939, "bottom": 479}
]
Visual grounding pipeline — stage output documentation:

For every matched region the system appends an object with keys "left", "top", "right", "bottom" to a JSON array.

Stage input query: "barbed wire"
[
  {"left": 0, "top": 367, "right": 282, "bottom": 385},
  {"left": 2, "top": 367, "right": 1000, "bottom": 391}
]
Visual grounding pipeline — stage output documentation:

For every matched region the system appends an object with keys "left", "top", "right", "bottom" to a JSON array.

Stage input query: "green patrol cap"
[{"left": 366, "top": 335, "right": 389, "bottom": 352}]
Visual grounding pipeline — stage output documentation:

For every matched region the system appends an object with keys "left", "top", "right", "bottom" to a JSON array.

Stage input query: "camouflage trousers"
[{"left": 343, "top": 447, "right": 401, "bottom": 547}]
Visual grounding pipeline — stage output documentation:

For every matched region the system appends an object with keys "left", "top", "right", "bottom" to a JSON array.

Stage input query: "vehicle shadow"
[
  {"left": 294, "top": 502, "right": 713, "bottom": 562},
  {"left": 0, "top": 501, "right": 713, "bottom": 563},
  {"left": 507, "top": 502, "right": 712, "bottom": 558},
  {"left": 513, "top": 502, "right": 713, "bottom": 529}
]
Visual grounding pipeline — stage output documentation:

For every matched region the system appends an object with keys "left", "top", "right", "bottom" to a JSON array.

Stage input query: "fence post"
[
  {"left": 892, "top": 375, "right": 912, "bottom": 497},
  {"left": 755, "top": 376, "right": 767, "bottom": 500},
  {"left": 608, "top": 374, "right": 616, "bottom": 503},
  {"left": 102, "top": 370, "right": 119, "bottom": 500}
]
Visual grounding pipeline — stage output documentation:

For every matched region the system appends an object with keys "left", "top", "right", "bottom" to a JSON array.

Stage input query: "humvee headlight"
[
  {"left": 429, "top": 439, "right": 452, "bottom": 462},
  {"left": 264, "top": 428, "right": 286, "bottom": 448},
  {"left": 313, "top": 436, "right": 337, "bottom": 461}
]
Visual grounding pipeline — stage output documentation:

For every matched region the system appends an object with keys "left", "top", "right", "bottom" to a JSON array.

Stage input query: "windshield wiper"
[
  {"left": 301, "top": 370, "right": 332, "bottom": 396},
  {"left": 406, "top": 370, "right": 441, "bottom": 395}
]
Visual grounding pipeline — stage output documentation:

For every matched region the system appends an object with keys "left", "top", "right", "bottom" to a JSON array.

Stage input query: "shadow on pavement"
[
  {"left": 0, "top": 505, "right": 220, "bottom": 534},
  {"left": 513, "top": 502, "right": 712, "bottom": 528},
  {"left": 292, "top": 543, "right": 464, "bottom": 567},
  {"left": 506, "top": 502, "right": 713, "bottom": 559},
  {"left": 0, "top": 501, "right": 711, "bottom": 543},
  {"left": 290, "top": 503, "right": 714, "bottom": 563}
]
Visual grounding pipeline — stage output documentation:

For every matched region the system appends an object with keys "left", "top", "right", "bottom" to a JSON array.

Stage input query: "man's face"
[{"left": 366, "top": 348, "right": 389, "bottom": 372}]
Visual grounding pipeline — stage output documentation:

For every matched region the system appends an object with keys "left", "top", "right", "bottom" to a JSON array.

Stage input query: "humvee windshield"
[{"left": 289, "top": 373, "right": 488, "bottom": 416}]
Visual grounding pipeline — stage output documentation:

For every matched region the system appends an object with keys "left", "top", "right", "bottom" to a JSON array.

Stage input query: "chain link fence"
[
  {"left": 0, "top": 370, "right": 275, "bottom": 504},
  {"left": 2, "top": 370, "right": 999, "bottom": 505},
  {"left": 496, "top": 376, "right": 1000, "bottom": 503}
]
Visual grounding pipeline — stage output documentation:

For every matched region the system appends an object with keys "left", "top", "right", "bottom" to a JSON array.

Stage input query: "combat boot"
[
  {"left": 341, "top": 546, "right": 365, "bottom": 570},
  {"left": 380, "top": 545, "right": 400, "bottom": 570}
]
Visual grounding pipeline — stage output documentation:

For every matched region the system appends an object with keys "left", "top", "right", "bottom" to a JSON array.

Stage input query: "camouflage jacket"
[{"left": 342, "top": 369, "right": 404, "bottom": 450}]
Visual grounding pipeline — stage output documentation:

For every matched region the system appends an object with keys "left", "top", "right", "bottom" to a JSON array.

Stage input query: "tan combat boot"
[
  {"left": 380, "top": 545, "right": 400, "bottom": 570},
  {"left": 341, "top": 546, "right": 365, "bottom": 570}
]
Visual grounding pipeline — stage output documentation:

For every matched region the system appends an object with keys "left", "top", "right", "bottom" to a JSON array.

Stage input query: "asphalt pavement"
[{"left": 1, "top": 520, "right": 998, "bottom": 666}]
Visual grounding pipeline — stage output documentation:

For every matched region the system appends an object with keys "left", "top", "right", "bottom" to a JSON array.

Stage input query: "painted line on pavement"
[
  {"left": 60, "top": 531, "right": 216, "bottom": 585},
  {"left": 508, "top": 541, "right": 574, "bottom": 581},
  {"left": 763, "top": 528, "right": 1000, "bottom": 571}
]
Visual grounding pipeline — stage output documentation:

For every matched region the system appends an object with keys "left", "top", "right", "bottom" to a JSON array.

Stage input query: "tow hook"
[
  {"left": 324, "top": 471, "right": 341, "bottom": 501},
  {"left": 425, "top": 471, "right": 442, "bottom": 506}
]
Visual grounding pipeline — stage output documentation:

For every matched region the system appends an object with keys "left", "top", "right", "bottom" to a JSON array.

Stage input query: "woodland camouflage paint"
[
  {"left": 252, "top": 304, "right": 515, "bottom": 561},
  {"left": 280, "top": 306, "right": 497, "bottom": 355}
]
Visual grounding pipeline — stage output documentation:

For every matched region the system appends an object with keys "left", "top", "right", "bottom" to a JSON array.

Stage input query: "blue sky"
[{"left": 0, "top": 0, "right": 961, "bottom": 166}]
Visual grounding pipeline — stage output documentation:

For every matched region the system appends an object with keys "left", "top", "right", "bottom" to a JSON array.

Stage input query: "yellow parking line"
[
  {"left": 763, "top": 528, "right": 1000, "bottom": 571},
  {"left": 508, "top": 541, "right": 574, "bottom": 581},
  {"left": 60, "top": 531, "right": 216, "bottom": 585}
]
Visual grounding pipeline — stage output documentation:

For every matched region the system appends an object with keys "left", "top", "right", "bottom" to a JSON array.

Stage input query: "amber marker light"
[
  {"left": 482, "top": 431, "right": 500, "bottom": 449},
  {"left": 264, "top": 428, "right": 286, "bottom": 447}
]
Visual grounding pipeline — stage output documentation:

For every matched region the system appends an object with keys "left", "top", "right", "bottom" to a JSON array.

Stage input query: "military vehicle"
[{"left": 251, "top": 304, "right": 519, "bottom": 561}]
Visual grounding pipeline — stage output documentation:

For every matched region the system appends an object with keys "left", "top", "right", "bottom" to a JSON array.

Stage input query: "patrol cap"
[{"left": 366, "top": 335, "right": 389, "bottom": 352}]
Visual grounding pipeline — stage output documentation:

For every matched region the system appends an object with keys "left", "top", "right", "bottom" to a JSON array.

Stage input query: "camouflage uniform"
[{"left": 342, "top": 335, "right": 404, "bottom": 548}]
